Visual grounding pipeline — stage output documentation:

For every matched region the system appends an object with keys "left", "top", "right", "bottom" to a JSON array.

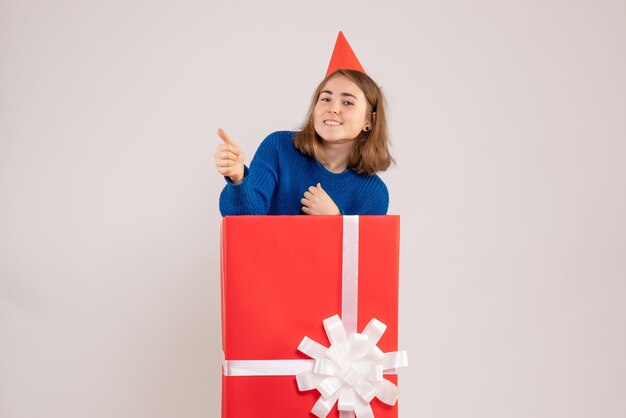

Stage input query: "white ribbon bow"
[{"left": 296, "top": 315, "right": 409, "bottom": 418}]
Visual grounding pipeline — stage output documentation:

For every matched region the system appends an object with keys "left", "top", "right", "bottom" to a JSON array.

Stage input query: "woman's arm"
[
  {"left": 358, "top": 177, "right": 389, "bottom": 215},
  {"left": 218, "top": 132, "right": 280, "bottom": 216}
]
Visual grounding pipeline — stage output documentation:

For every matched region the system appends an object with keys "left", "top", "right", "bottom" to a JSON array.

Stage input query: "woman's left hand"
[{"left": 301, "top": 183, "right": 341, "bottom": 215}]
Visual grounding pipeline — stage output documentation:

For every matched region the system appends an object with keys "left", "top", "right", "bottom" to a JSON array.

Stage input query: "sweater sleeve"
[{"left": 219, "top": 133, "right": 280, "bottom": 216}]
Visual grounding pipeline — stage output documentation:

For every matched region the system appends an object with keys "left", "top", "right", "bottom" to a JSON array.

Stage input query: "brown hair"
[{"left": 293, "top": 69, "right": 394, "bottom": 175}]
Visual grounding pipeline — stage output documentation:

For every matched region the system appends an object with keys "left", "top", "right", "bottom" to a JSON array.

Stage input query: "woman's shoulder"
[
  {"left": 261, "top": 131, "right": 298, "bottom": 147},
  {"left": 256, "top": 131, "right": 302, "bottom": 160},
  {"left": 354, "top": 171, "right": 388, "bottom": 195},
  {"left": 252, "top": 131, "right": 300, "bottom": 163},
  {"left": 354, "top": 169, "right": 386, "bottom": 184}
]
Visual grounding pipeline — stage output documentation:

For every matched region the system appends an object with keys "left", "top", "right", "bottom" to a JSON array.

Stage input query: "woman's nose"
[{"left": 328, "top": 101, "right": 340, "bottom": 114}]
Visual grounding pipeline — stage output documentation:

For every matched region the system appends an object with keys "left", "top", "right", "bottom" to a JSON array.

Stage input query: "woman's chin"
[
  {"left": 315, "top": 128, "right": 356, "bottom": 145},
  {"left": 321, "top": 137, "right": 355, "bottom": 146}
]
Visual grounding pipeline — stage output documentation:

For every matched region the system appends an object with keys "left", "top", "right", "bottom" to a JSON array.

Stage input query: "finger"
[
  {"left": 217, "top": 167, "right": 235, "bottom": 176},
  {"left": 317, "top": 182, "right": 322, "bottom": 189},
  {"left": 217, "top": 143, "right": 240, "bottom": 155},
  {"left": 308, "top": 186, "right": 317, "bottom": 193},
  {"left": 218, "top": 166, "right": 240, "bottom": 177},
  {"left": 217, "top": 128, "right": 239, "bottom": 147},
  {"left": 303, "top": 191, "right": 314, "bottom": 200},
  {"left": 225, "top": 151, "right": 240, "bottom": 160},
  {"left": 215, "top": 151, "right": 239, "bottom": 161},
  {"left": 300, "top": 197, "right": 309, "bottom": 206},
  {"left": 301, "top": 206, "right": 311, "bottom": 215},
  {"left": 216, "top": 159, "right": 236, "bottom": 168}
]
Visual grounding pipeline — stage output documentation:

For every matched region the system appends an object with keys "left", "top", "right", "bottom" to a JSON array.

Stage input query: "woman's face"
[{"left": 313, "top": 75, "right": 371, "bottom": 144}]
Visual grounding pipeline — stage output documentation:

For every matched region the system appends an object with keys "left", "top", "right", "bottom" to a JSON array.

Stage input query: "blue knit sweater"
[{"left": 219, "top": 131, "right": 389, "bottom": 216}]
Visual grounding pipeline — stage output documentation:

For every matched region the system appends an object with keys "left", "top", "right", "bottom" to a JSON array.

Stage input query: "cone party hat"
[{"left": 325, "top": 31, "right": 365, "bottom": 76}]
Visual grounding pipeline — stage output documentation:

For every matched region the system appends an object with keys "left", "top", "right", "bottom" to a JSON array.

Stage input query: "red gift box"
[{"left": 221, "top": 216, "right": 402, "bottom": 417}]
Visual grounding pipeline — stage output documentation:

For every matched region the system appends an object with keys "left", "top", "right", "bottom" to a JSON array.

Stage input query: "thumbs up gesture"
[{"left": 215, "top": 128, "right": 245, "bottom": 184}]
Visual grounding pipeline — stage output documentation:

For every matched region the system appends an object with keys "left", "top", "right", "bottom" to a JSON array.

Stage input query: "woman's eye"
[
  {"left": 343, "top": 101, "right": 354, "bottom": 106},
  {"left": 320, "top": 97, "right": 330, "bottom": 102}
]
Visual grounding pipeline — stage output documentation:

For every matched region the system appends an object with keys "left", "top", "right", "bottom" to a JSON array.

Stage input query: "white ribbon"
[
  {"left": 342, "top": 215, "right": 360, "bottom": 335},
  {"left": 224, "top": 359, "right": 314, "bottom": 376},
  {"left": 222, "top": 216, "right": 408, "bottom": 417},
  {"left": 296, "top": 315, "right": 408, "bottom": 418}
]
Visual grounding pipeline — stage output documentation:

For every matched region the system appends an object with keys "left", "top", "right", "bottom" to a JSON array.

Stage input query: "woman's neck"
[{"left": 320, "top": 140, "right": 353, "bottom": 173}]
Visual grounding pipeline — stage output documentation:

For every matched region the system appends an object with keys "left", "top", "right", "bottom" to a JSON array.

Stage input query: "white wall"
[{"left": 1, "top": 1, "right": 625, "bottom": 417}]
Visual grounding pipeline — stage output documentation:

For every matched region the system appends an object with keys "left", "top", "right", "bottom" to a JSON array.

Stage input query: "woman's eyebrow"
[{"left": 321, "top": 90, "right": 359, "bottom": 100}]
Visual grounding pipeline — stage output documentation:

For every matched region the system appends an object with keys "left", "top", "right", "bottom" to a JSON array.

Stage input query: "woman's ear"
[{"left": 363, "top": 112, "right": 376, "bottom": 132}]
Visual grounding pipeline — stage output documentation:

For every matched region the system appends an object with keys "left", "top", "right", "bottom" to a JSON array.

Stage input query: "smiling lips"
[{"left": 324, "top": 120, "right": 342, "bottom": 126}]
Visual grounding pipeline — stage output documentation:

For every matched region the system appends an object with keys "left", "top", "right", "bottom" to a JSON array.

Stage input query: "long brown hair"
[{"left": 294, "top": 69, "right": 394, "bottom": 175}]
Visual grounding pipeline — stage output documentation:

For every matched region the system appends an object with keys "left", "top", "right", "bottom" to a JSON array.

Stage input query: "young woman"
[{"left": 215, "top": 36, "right": 393, "bottom": 216}]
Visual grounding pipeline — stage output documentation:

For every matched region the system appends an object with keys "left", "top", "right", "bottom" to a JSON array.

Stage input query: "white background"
[{"left": 1, "top": 0, "right": 625, "bottom": 417}]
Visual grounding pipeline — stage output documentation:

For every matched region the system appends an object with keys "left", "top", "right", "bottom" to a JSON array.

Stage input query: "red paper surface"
[{"left": 221, "top": 216, "right": 400, "bottom": 417}]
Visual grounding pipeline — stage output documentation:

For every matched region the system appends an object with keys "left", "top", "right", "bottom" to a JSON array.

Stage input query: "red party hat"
[{"left": 325, "top": 31, "right": 365, "bottom": 76}]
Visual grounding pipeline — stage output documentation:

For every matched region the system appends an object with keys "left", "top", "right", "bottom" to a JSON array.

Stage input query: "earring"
[{"left": 363, "top": 126, "right": 371, "bottom": 132}]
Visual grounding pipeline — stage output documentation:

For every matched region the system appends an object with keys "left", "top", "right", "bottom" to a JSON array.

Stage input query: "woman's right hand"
[{"left": 215, "top": 128, "right": 245, "bottom": 184}]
